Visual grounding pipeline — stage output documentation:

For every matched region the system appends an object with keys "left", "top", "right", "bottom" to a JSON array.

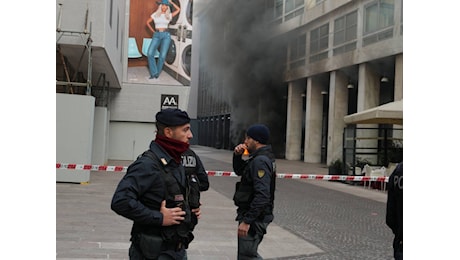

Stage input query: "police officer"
[
  {"left": 232, "top": 124, "right": 276, "bottom": 260},
  {"left": 386, "top": 162, "right": 403, "bottom": 260},
  {"left": 111, "top": 108, "right": 201, "bottom": 260}
]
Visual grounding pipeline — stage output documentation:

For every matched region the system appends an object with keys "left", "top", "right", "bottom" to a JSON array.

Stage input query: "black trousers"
[
  {"left": 237, "top": 220, "right": 269, "bottom": 260},
  {"left": 128, "top": 242, "right": 187, "bottom": 260},
  {"left": 393, "top": 238, "right": 403, "bottom": 260}
]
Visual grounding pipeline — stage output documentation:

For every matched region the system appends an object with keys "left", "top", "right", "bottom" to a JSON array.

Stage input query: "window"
[
  {"left": 400, "top": 0, "right": 403, "bottom": 35},
  {"left": 109, "top": 0, "right": 113, "bottom": 28},
  {"left": 286, "top": 0, "right": 304, "bottom": 13},
  {"left": 266, "top": 0, "right": 304, "bottom": 23},
  {"left": 363, "top": 0, "right": 394, "bottom": 46},
  {"left": 333, "top": 11, "right": 357, "bottom": 55},
  {"left": 275, "top": 0, "right": 283, "bottom": 18},
  {"left": 289, "top": 33, "right": 306, "bottom": 69},
  {"left": 310, "top": 23, "right": 329, "bottom": 62},
  {"left": 285, "top": 0, "right": 304, "bottom": 21},
  {"left": 305, "top": 0, "right": 324, "bottom": 7},
  {"left": 116, "top": 9, "right": 119, "bottom": 48}
]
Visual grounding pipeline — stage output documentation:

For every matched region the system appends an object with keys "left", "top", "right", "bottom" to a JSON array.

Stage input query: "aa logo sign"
[{"left": 161, "top": 94, "right": 179, "bottom": 109}]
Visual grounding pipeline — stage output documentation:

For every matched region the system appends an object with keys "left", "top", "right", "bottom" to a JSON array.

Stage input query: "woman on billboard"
[{"left": 146, "top": 0, "right": 180, "bottom": 79}]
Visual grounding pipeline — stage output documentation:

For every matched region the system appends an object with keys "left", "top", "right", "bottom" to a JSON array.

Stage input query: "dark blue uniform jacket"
[
  {"left": 111, "top": 141, "right": 186, "bottom": 236},
  {"left": 386, "top": 162, "right": 403, "bottom": 247},
  {"left": 233, "top": 145, "right": 276, "bottom": 224}
]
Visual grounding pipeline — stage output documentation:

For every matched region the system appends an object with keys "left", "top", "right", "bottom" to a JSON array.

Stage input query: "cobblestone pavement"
[
  {"left": 209, "top": 176, "right": 393, "bottom": 260},
  {"left": 196, "top": 146, "right": 394, "bottom": 260},
  {"left": 56, "top": 145, "right": 394, "bottom": 259}
]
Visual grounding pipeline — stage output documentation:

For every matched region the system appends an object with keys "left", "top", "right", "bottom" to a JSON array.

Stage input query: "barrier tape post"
[{"left": 56, "top": 163, "right": 389, "bottom": 182}]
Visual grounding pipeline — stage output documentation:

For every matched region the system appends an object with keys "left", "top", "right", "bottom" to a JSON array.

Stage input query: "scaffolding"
[
  {"left": 56, "top": 3, "right": 93, "bottom": 96},
  {"left": 56, "top": 3, "right": 113, "bottom": 107}
]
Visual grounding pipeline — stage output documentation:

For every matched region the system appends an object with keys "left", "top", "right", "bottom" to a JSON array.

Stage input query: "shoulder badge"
[{"left": 257, "top": 170, "right": 265, "bottom": 178}]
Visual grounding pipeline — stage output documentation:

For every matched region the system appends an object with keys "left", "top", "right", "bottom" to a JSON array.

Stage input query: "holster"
[
  {"left": 134, "top": 232, "right": 163, "bottom": 259},
  {"left": 233, "top": 181, "right": 253, "bottom": 209},
  {"left": 188, "top": 175, "right": 201, "bottom": 209}
]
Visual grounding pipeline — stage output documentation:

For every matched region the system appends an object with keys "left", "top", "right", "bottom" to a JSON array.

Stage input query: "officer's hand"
[
  {"left": 191, "top": 206, "right": 201, "bottom": 219},
  {"left": 237, "top": 221, "right": 250, "bottom": 237},
  {"left": 234, "top": 144, "right": 247, "bottom": 155},
  {"left": 160, "top": 200, "right": 185, "bottom": 226}
]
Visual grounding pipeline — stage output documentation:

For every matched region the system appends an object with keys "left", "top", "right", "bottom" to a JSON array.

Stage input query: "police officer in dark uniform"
[
  {"left": 386, "top": 162, "right": 403, "bottom": 260},
  {"left": 111, "top": 108, "right": 201, "bottom": 260},
  {"left": 232, "top": 124, "right": 276, "bottom": 260}
]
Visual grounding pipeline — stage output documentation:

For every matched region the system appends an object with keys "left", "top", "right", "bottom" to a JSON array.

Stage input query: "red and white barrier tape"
[
  {"left": 56, "top": 163, "right": 388, "bottom": 182},
  {"left": 207, "top": 171, "right": 388, "bottom": 182},
  {"left": 56, "top": 163, "right": 128, "bottom": 172}
]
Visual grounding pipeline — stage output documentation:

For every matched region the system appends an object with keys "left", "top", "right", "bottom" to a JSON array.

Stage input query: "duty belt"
[{"left": 163, "top": 241, "right": 184, "bottom": 251}]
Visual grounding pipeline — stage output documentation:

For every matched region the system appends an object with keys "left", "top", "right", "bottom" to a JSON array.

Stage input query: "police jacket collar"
[
  {"left": 149, "top": 141, "right": 186, "bottom": 186},
  {"left": 249, "top": 145, "right": 273, "bottom": 158},
  {"left": 149, "top": 141, "right": 176, "bottom": 166}
]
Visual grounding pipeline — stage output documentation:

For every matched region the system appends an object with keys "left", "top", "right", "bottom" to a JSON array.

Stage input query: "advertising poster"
[{"left": 127, "top": 0, "right": 193, "bottom": 86}]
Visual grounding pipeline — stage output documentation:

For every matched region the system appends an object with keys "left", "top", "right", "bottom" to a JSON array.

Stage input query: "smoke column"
[{"left": 197, "top": 0, "right": 289, "bottom": 156}]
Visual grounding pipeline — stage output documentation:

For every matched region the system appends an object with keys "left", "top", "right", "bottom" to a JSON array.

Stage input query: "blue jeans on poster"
[{"left": 147, "top": 31, "right": 171, "bottom": 78}]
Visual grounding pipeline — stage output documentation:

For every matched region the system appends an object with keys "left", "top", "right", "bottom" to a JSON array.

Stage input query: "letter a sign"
[{"left": 161, "top": 94, "right": 179, "bottom": 109}]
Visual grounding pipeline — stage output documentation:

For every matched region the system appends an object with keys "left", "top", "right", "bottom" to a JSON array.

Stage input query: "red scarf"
[{"left": 154, "top": 134, "right": 189, "bottom": 163}]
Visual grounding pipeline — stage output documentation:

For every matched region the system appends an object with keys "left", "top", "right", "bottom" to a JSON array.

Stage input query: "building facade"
[
  {"left": 56, "top": 0, "right": 403, "bottom": 176},
  {"left": 194, "top": 0, "right": 403, "bottom": 167},
  {"left": 56, "top": 0, "right": 199, "bottom": 172}
]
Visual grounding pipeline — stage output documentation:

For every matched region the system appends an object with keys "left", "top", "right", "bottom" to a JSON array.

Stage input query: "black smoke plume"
[{"left": 198, "top": 0, "right": 288, "bottom": 157}]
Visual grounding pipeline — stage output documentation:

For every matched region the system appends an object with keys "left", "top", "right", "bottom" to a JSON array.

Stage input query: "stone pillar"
[
  {"left": 393, "top": 54, "right": 403, "bottom": 147},
  {"left": 356, "top": 63, "right": 380, "bottom": 164},
  {"left": 358, "top": 63, "right": 379, "bottom": 112},
  {"left": 304, "top": 77, "right": 323, "bottom": 163},
  {"left": 394, "top": 54, "right": 403, "bottom": 101},
  {"left": 285, "top": 79, "right": 304, "bottom": 160},
  {"left": 326, "top": 71, "right": 348, "bottom": 165}
]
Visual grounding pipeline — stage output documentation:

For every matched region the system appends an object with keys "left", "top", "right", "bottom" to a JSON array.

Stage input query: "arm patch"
[{"left": 257, "top": 170, "right": 265, "bottom": 178}]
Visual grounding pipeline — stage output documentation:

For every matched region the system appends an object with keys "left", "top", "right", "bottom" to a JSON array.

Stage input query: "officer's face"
[
  {"left": 244, "top": 135, "right": 257, "bottom": 153},
  {"left": 166, "top": 123, "right": 193, "bottom": 143}
]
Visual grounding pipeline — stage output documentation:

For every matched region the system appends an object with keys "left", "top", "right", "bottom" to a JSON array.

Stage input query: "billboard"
[{"left": 127, "top": 0, "right": 193, "bottom": 86}]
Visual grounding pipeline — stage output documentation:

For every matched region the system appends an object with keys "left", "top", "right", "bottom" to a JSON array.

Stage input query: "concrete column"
[
  {"left": 285, "top": 79, "right": 304, "bottom": 160},
  {"left": 394, "top": 54, "right": 403, "bottom": 100},
  {"left": 92, "top": 107, "right": 110, "bottom": 165},
  {"left": 326, "top": 71, "right": 348, "bottom": 165},
  {"left": 304, "top": 77, "right": 323, "bottom": 163},
  {"left": 393, "top": 54, "right": 403, "bottom": 142},
  {"left": 357, "top": 63, "right": 379, "bottom": 164},
  {"left": 358, "top": 63, "right": 379, "bottom": 111}
]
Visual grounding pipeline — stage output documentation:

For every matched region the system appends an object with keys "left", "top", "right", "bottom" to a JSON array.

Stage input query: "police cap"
[{"left": 155, "top": 108, "right": 190, "bottom": 126}]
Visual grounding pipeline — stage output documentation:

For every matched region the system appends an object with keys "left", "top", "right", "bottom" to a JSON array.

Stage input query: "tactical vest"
[
  {"left": 142, "top": 150, "right": 197, "bottom": 248},
  {"left": 181, "top": 151, "right": 202, "bottom": 209}
]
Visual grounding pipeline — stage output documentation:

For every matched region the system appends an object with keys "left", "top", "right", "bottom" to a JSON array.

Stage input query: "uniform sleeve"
[
  {"left": 386, "top": 172, "right": 397, "bottom": 233},
  {"left": 243, "top": 156, "right": 273, "bottom": 224},
  {"left": 195, "top": 155, "right": 210, "bottom": 191},
  {"left": 386, "top": 163, "right": 403, "bottom": 236},
  {"left": 233, "top": 153, "right": 246, "bottom": 176},
  {"left": 111, "top": 159, "right": 164, "bottom": 226}
]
